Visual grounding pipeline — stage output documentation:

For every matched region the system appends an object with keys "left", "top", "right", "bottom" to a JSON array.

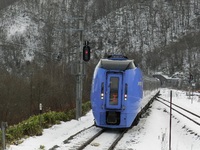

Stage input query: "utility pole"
[
  {"left": 169, "top": 90, "right": 172, "bottom": 150},
  {"left": 75, "top": 17, "right": 84, "bottom": 120},
  {"left": 1, "top": 122, "right": 8, "bottom": 150},
  {"left": 61, "top": 2, "right": 85, "bottom": 120},
  {"left": 59, "top": 15, "right": 85, "bottom": 120}
]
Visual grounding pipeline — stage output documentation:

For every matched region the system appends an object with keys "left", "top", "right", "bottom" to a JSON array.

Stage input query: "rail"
[{"left": 156, "top": 97, "right": 200, "bottom": 126}]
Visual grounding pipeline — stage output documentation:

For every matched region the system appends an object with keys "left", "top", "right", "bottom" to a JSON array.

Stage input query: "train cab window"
[
  {"left": 98, "top": 59, "right": 136, "bottom": 71},
  {"left": 109, "top": 77, "right": 119, "bottom": 105}
]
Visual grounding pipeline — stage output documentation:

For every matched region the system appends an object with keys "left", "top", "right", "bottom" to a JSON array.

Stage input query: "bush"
[
  {"left": 82, "top": 101, "right": 91, "bottom": 115},
  {"left": 22, "top": 116, "right": 43, "bottom": 136},
  {"left": 1, "top": 101, "right": 91, "bottom": 147}
]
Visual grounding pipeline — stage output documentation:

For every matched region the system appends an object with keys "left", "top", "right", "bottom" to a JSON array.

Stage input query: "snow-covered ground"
[{"left": 8, "top": 88, "right": 200, "bottom": 150}]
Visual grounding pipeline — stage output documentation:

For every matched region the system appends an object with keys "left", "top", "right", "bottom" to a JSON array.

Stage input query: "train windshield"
[
  {"left": 98, "top": 59, "right": 136, "bottom": 71},
  {"left": 109, "top": 77, "right": 119, "bottom": 105}
]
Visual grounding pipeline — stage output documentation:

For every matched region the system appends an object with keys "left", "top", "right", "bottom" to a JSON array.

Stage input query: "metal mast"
[{"left": 75, "top": 17, "right": 84, "bottom": 120}]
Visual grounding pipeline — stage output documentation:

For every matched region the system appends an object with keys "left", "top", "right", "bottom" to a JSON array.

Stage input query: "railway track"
[
  {"left": 82, "top": 128, "right": 128, "bottom": 150},
  {"left": 156, "top": 97, "right": 200, "bottom": 126},
  {"left": 49, "top": 93, "right": 159, "bottom": 150},
  {"left": 49, "top": 125, "right": 128, "bottom": 150},
  {"left": 49, "top": 125, "right": 102, "bottom": 150}
]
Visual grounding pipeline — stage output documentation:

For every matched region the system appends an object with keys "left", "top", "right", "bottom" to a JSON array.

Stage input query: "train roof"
[{"left": 97, "top": 59, "right": 136, "bottom": 71}]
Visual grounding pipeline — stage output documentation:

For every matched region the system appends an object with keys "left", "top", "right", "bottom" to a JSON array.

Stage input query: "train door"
[{"left": 105, "top": 73, "right": 122, "bottom": 109}]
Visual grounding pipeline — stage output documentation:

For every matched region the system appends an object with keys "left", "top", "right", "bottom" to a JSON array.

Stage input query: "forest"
[{"left": 0, "top": 0, "right": 200, "bottom": 125}]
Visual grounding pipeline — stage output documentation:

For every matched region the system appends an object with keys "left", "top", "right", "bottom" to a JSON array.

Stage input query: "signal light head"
[{"left": 83, "top": 46, "right": 90, "bottom": 62}]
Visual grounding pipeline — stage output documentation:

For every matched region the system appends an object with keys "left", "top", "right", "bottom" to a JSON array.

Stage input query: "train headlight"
[
  {"left": 124, "top": 94, "right": 127, "bottom": 100},
  {"left": 101, "top": 93, "right": 104, "bottom": 99}
]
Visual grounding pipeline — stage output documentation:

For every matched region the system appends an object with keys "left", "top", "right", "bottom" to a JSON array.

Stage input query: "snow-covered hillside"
[{"left": 0, "top": 0, "right": 200, "bottom": 66}]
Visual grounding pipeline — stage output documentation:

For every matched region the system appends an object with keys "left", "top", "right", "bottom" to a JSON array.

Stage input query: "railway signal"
[{"left": 83, "top": 45, "right": 90, "bottom": 62}]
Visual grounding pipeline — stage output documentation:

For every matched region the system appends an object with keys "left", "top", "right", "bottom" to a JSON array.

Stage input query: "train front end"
[{"left": 90, "top": 55, "right": 143, "bottom": 128}]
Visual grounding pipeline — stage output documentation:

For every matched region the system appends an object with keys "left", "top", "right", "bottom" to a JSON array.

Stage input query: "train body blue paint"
[{"left": 90, "top": 55, "right": 159, "bottom": 128}]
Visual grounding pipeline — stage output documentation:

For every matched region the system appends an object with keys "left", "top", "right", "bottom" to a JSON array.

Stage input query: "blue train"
[{"left": 90, "top": 55, "right": 160, "bottom": 128}]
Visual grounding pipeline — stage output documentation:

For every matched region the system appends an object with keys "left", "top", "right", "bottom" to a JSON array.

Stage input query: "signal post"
[
  {"left": 75, "top": 16, "right": 90, "bottom": 120},
  {"left": 75, "top": 17, "right": 84, "bottom": 120}
]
